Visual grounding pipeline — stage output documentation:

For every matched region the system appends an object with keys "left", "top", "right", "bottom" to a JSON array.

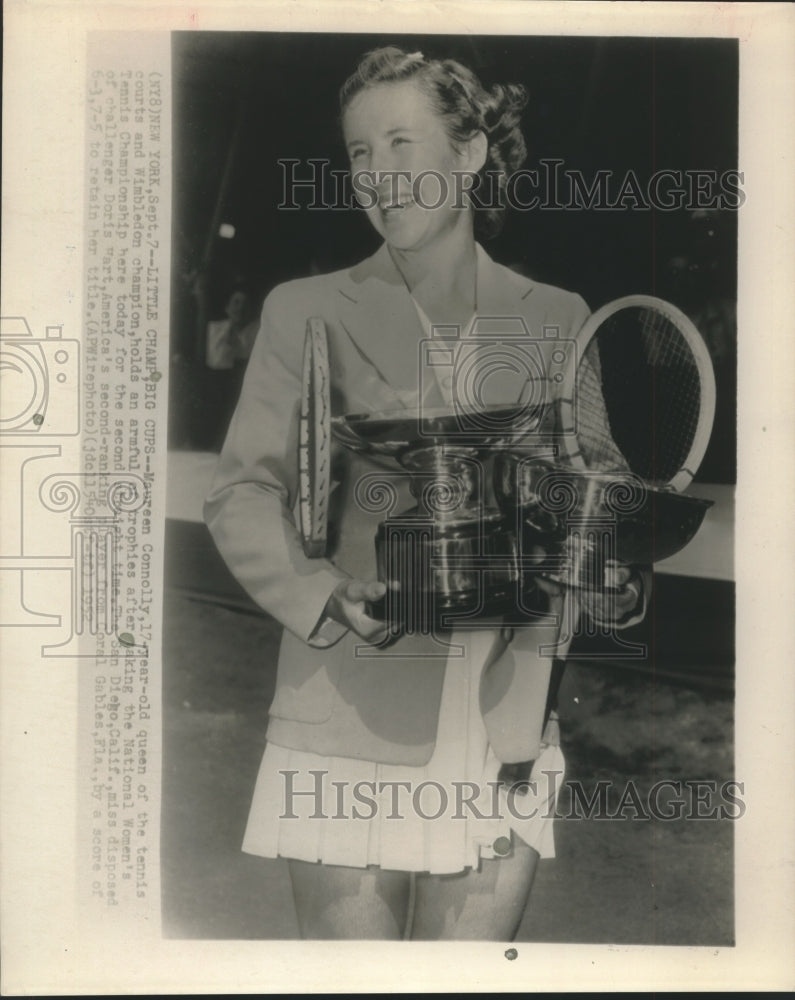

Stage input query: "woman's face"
[{"left": 342, "top": 80, "right": 484, "bottom": 252}]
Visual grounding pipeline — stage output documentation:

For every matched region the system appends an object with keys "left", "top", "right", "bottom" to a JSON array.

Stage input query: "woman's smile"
[{"left": 380, "top": 193, "right": 417, "bottom": 226}]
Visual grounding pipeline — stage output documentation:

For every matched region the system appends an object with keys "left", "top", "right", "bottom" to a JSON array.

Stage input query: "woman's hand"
[
  {"left": 324, "top": 578, "right": 390, "bottom": 644},
  {"left": 580, "top": 562, "right": 647, "bottom": 627},
  {"left": 531, "top": 543, "right": 648, "bottom": 627}
]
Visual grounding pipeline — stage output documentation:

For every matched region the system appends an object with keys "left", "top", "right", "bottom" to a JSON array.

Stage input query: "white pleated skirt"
[{"left": 242, "top": 629, "right": 565, "bottom": 875}]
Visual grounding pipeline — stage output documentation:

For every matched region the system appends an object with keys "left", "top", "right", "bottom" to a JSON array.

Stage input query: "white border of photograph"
[{"left": 2, "top": 0, "right": 794, "bottom": 993}]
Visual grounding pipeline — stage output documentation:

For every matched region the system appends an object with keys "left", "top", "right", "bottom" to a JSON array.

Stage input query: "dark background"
[{"left": 169, "top": 32, "right": 738, "bottom": 480}]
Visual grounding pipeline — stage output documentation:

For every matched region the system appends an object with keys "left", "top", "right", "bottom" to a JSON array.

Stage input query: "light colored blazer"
[{"left": 204, "top": 242, "right": 593, "bottom": 766}]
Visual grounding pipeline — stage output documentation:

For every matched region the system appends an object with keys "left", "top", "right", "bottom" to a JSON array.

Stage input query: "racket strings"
[{"left": 575, "top": 306, "right": 702, "bottom": 484}]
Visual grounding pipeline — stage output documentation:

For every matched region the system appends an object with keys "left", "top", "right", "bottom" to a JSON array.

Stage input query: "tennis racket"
[
  {"left": 298, "top": 318, "right": 331, "bottom": 558},
  {"left": 518, "top": 295, "right": 718, "bottom": 600},
  {"left": 557, "top": 294, "right": 716, "bottom": 491}
]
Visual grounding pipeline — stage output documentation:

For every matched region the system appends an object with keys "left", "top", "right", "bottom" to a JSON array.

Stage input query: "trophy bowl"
[
  {"left": 330, "top": 405, "right": 551, "bottom": 630},
  {"left": 493, "top": 454, "right": 714, "bottom": 570},
  {"left": 331, "top": 402, "right": 545, "bottom": 456}
]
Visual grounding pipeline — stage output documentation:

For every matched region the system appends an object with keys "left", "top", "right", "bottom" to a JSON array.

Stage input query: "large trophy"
[{"left": 299, "top": 296, "right": 717, "bottom": 632}]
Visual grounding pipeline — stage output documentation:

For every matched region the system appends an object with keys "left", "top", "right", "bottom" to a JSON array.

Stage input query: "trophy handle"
[{"left": 298, "top": 318, "right": 331, "bottom": 558}]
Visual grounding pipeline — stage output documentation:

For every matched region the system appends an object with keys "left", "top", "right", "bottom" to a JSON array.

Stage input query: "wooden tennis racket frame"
[
  {"left": 298, "top": 318, "right": 331, "bottom": 559},
  {"left": 555, "top": 294, "right": 717, "bottom": 493}
]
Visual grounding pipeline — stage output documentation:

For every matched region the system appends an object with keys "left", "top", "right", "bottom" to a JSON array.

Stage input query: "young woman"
[{"left": 204, "top": 46, "right": 646, "bottom": 940}]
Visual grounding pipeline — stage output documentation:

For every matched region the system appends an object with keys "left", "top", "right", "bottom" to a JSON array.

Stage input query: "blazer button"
[{"left": 493, "top": 835, "right": 512, "bottom": 856}]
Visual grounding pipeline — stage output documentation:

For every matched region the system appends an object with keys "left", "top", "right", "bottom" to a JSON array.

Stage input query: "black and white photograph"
[
  {"left": 1, "top": 0, "right": 794, "bottom": 993},
  {"left": 163, "top": 30, "right": 738, "bottom": 943}
]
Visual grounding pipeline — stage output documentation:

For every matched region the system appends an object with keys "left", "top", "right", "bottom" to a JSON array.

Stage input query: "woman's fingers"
[
  {"left": 356, "top": 619, "right": 390, "bottom": 644},
  {"left": 344, "top": 579, "right": 366, "bottom": 603},
  {"left": 604, "top": 561, "right": 632, "bottom": 589},
  {"left": 349, "top": 604, "right": 390, "bottom": 644},
  {"left": 583, "top": 571, "right": 644, "bottom": 625},
  {"left": 364, "top": 580, "right": 387, "bottom": 601},
  {"left": 329, "top": 578, "right": 390, "bottom": 643},
  {"left": 343, "top": 579, "right": 386, "bottom": 604},
  {"left": 534, "top": 541, "right": 633, "bottom": 590}
]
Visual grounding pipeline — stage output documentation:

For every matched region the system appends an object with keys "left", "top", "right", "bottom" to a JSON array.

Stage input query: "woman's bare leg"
[
  {"left": 410, "top": 836, "right": 539, "bottom": 941},
  {"left": 288, "top": 859, "right": 411, "bottom": 940}
]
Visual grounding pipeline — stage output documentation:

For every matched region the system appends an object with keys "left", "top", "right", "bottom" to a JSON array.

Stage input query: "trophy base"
[{"left": 366, "top": 585, "right": 522, "bottom": 633}]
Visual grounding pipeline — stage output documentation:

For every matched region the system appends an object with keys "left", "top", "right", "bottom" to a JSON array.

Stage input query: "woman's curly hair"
[{"left": 339, "top": 46, "right": 528, "bottom": 240}]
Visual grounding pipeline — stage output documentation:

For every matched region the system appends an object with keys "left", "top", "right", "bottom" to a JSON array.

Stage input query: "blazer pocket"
[
  {"left": 333, "top": 631, "right": 447, "bottom": 751},
  {"left": 267, "top": 629, "right": 344, "bottom": 725}
]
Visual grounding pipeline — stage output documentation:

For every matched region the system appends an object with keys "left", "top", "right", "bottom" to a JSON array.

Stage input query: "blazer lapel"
[
  {"left": 332, "top": 242, "right": 538, "bottom": 412},
  {"left": 475, "top": 242, "right": 536, "bottom": 319},
  {"left": 334, "top": 244, "right": 428, "bottom": 405}
]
